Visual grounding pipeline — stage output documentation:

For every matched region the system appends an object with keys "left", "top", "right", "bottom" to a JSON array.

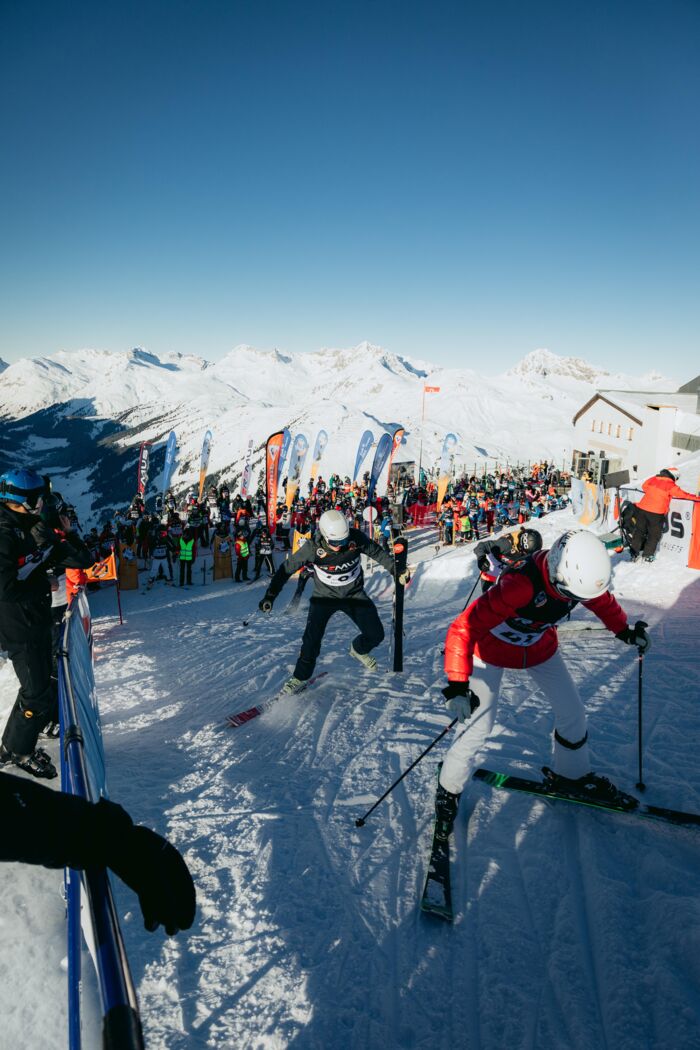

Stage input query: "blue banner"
[
  {"left": 311, "top": 429, "right": 328, "bottom": 466},
  {"left": 368, "top": 432, "right": 392, "bottom": 502},
  {"left": 277, "top": 428, "right": 291, "bottom": 483},
  {"left": 288, "top": 432, "right": 309, "bottom": 483},
  {"left": 439, "top": 433, "right": 458, "bottom": 477},
  {"left": 162, "top": 431, "right": 177, "bottom": 494},
  {"left": 353, "top": 429, "right": 374, "bottom": 482}
]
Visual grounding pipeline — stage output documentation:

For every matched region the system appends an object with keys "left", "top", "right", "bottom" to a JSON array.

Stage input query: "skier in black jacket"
[
  {"left": 259, "top": 510, "right": 409, "bottom": 693},
  {"left": 0, "top": 769, "right": 196, "bottom": 935},
  {"left": 0, "top": 469, "right": 94, "bottom": 778}
]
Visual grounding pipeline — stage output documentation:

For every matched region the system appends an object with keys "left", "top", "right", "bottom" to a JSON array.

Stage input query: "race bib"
[
  {"left": 490, "top": 617, "right": 551, "bottom": 647},
  {"left": 314, "top": 562, "right": 362, "bottom": 587}
]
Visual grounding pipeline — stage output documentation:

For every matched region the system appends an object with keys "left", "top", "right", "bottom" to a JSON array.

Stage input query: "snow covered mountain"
[{"left": 0, "top": 343, "right": 678, "bottom": 526}]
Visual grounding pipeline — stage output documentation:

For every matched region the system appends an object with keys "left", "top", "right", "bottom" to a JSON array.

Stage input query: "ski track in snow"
[{"left": 2, "top": 510, "right": 700, "bottom": 1049}]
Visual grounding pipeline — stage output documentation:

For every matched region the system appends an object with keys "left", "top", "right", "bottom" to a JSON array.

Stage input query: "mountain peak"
[{"left": 509, "top": 348, "right": 608, "bottom": 383}]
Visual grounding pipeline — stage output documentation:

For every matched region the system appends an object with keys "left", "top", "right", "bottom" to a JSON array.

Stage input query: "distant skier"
[
  {"left": 629, "top": 468, "right": 699, "bottom": 562},
  {"left": 259, "top": 510, "right": 409, "bottom": 693},
  {"left": 146, "top": 522, "right": 174, "bottom": 588},
  {"left": 435, "top": 530, "right": 650, "bottom": 838},
  {"left": 253, "top": 526, "right": 275, "bottom": 580}
]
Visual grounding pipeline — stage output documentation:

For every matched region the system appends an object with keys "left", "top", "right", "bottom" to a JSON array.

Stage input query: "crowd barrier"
[
  {"left": 58, "top": 590, "right": 144, "bottom": 1050},
  {"left": 570, "top": 478, "right": 700, "bottom": 569}
]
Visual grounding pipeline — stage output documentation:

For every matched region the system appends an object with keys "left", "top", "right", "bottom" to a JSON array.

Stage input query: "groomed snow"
[{"left": 2, "top": 511, "right": 699, "bottom": 1049}]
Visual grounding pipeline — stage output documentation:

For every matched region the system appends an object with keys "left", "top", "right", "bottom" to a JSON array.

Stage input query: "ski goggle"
[{"left": 327, "top": 536, "right": 350, "bottom": 548}]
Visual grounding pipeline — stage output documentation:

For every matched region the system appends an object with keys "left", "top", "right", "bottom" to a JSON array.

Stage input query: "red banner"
[
  {"left": 266, "top": 430, "right": 286, "bottom": 534},
  {"left": 388, "top": 427, "right": 405, "bottom": 479}
]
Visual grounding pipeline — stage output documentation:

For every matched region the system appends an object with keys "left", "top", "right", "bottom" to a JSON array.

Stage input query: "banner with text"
[
  {"left": 353, "top": 430, "right": 374, "bottom": 483},
  {"left": 265, "top": 431, "right": 286, "bottom": 533},
  {"left": 198, "top": 430, "right": 213, "bottom": 502},
  {"left": 285, "top": 433, "right": 310, "bottom": 508}
]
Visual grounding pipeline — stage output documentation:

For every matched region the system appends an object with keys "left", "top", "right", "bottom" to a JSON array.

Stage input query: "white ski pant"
[{"left": 439, "top": 649, "right": 590, "bottom": 795}]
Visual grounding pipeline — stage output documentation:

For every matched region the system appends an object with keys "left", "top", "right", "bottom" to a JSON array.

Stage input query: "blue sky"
[{"left": 1, "top": 0, "right": 698, "bottom": 378}]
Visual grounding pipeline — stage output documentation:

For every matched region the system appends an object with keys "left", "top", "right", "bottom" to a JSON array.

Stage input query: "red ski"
[{"left": 226, "top": 671, "right": 329, "bottom": 728}]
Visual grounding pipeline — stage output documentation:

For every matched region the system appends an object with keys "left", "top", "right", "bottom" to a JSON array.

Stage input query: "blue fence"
[{"left": 58, "top": 590, "right": 144, "bottom": 1050}]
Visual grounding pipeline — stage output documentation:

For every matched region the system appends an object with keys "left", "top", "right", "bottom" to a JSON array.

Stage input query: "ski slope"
[{"left": 1, "top": 511, "right": 700, "bottom": 1049}]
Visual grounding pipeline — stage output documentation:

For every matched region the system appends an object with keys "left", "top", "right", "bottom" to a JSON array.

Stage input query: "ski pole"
[
  {"left": 636, "top": 648, "right": 645, "bottom": 792},
  {"left": 461, "top": 573, "right": 479, "bottom": 611},
  {"left": 355, "top": 718, "right": 458, "bottom": 827}
]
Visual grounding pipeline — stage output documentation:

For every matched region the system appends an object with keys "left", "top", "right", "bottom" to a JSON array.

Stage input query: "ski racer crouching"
[
  {"left": 474, "top": 527, "right": 543, "bottom": 593},
  {"left": 435, "top": 530, "right": 650, "bottom": 837},
  {"left": 259, "top": 510, "right": 409, "bottom": 694}
]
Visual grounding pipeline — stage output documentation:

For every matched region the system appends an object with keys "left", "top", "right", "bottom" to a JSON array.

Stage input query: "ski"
[
  {"left": 226, "top": 671, "right": 330, "bottom": 728},
  {"left": 420, "top": 826, "right": 453, "bottom": 922},
  {"left": 473, "top": 768, "right": 700, "bottom": 828},
  {"left": 420, "top": 767, "right": 453, "bottom": 922},
  {"left": 392, "top": 535, "right": 408, "bottom": 672}
]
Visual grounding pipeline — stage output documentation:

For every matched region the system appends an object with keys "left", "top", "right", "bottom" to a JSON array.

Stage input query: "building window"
[
  {"left": 616, "top": 424, "right": 621, "bottom": 438},
  {"left": 598, "top": 421, "right": 604, "bottom": 433},
  {"left": 628, "top": 427, "right": 634, "bottom": 441},
  {"left": 607, "top": 423, "right": 612, "bottom": 436},
  {"left": 591, "top": 419, "right": 596, "bottom": 432}
]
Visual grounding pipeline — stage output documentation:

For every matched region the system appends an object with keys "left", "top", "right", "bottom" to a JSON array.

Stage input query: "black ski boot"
[
  {"left": 0, "top": 744, "right": 58, "bottom": 779},
  {"left": 435, "top": 779, "right": 461, "bottom": 840},
  {"left": 542, "top": 767, "right": 638, "bottom": 811}
]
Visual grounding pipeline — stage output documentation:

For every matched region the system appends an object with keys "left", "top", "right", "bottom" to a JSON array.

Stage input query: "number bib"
[{"left": 489, "top": 617, "right": 552, "bottom": 647}]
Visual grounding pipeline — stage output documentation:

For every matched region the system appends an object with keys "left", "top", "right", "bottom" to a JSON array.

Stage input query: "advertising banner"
[
  {"left": 265, "top": 431, "right": 286, "bottom": 533},
  {"left": 285, "top": 433, "right": 310, "bottom": 509},
  {"left": 436, "top": 432, "right": 457, "bottom": 509},
  {"left": 137, "top": 442, "right": 151, "bottom": 496},
  {"left": 198, "top": 430, "right": 213, "bottom": 502},
  {"left": 241, "top": 438, "right": 254, "bottom": 498},
  {"left": 161, "top": 431, "right": 177, "bottom": 496},
  {"left": 353, "top": 430, "right": 374, "bottom": 483},
  {"left": 309, "top": 430, "right": 328, "bottom": 481}
]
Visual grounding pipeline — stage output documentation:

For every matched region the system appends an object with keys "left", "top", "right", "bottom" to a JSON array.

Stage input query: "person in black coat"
[
  {"left": 0, "top": 469, "right": 94, "bottom": 778},
  {"left": 0, "top": 769, "right": 196, "bottom": 936}
]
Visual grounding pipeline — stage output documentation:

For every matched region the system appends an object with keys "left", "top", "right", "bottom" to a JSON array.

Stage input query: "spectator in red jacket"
[
  {"left": 433, "top": 531, "right": 650, "bottom": 839},
  {"left": 630, "top": 469, "right": 699, "bottom": 562}
]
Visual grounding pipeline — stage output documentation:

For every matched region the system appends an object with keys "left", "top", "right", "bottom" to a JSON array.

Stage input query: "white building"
[{"left": 571, "top": 376, "right": 700, "bottom": 482}]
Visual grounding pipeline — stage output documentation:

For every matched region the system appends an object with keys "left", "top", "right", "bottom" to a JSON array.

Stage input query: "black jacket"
[
  {"left": 0, "top": 504, "right": 94, "bottom": 639},
  {"left": 268, "top": 528, "right": 395, "bottom": 601}
]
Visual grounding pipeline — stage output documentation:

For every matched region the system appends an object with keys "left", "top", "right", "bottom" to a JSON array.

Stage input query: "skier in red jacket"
[
  {"left": 630, "top": 468, "right": 699, "bottom": 562},
  {"left": 434, "top": 530, "right": 650, "bottom": 838}
]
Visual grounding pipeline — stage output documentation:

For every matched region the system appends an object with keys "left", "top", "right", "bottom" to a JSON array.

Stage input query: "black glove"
[
  {"left": 106, "top": 818, "right": 196, "bottom": 936},
  {"left": 259, "top": 594, "right": 275, "bottom": 613},
  {"left": 616, "top": 620, "right": 651, "bottom": 653},
  {"left": 441, "top": 681, "right": 481, "bottom": 723},
  {"left": 30, "top": 521, "right": 59, "bottom": 549}
]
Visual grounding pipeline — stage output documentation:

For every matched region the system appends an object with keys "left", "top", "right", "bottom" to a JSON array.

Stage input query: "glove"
[
  {"left": 441, "top": 681, "right": 480, "bottom": 723},
  {"left": 30, "top": 522, "right": 59, "bottom": 549},
  {"left": 259, "top": 594, "right": 275, "bottom": 613},
  {"left": 616, "top": 620, "right": 651, "bottom": 653},
  {"left": 105, "top": 817, "right": 196, "bottom": 936},
  {"left": 398, "top": 570, "right": 411, "bottom": 586}
]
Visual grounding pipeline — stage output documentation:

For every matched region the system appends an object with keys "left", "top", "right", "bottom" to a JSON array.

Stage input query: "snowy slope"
[
  {"left": 3, "top": 513, "right": 698, "bottom": 1049},
  {"left": 0, "top": 343, "right": 680, "bottom": 528}
]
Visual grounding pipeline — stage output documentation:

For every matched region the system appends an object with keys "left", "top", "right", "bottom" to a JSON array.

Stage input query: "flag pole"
[{"left": 418, "top": 384, "right": 426, "bottom": 484}]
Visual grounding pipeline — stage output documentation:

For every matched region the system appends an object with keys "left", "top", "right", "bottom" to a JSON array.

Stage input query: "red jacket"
[
  {"left": 636, "top": 475, "right": 699, "bottom": 515},
  {"left": 444, "top": 551, "right": 627, "bottom": 680}
]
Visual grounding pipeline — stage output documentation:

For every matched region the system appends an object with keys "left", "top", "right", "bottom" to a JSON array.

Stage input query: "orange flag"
[{"left": 85, "top": 552, "right": 118, "bottom": 582}]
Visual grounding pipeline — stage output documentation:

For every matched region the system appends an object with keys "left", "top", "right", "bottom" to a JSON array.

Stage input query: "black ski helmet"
[
  {"left": 517, "top": 528, "right": 543, "bottom": 555},
  {"left": 658, "top": 468, "right": 676, "bottom": 480}
]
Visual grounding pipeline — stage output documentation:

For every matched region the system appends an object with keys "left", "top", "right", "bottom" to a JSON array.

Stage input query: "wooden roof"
[{"left": 572, "top": 394, "right": 644, "bottom": 427}]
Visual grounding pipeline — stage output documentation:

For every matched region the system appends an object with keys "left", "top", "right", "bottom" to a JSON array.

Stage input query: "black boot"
[
  {"left": 0, "top": 744, "right": 58, "bottom": 780},
  {"left": 435, "top": 780, "right": 461, "bottom": 840}
]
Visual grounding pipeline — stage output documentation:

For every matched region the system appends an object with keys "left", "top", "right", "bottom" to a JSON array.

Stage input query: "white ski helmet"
[
  {"left": 546, "top": 529, "right": 611, "bottom": 600},
  {"left": 319, "top": 509, "right": 350, "bottom": 546}
]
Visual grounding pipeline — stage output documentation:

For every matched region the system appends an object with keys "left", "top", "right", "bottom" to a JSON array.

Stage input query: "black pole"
[
  {"left": 636, "top": 649, "right": 645, "bottom": 791},
  {"left": 462, "top": 573, "right": 480, "bottom": 611},
  {"left": 355, "top": 718, "right": 458, "bottom": 827}
]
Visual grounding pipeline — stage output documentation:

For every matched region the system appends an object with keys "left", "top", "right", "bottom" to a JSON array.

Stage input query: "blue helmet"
[{"left": 0, "top": 468, "right": 48, "bottom": 510}]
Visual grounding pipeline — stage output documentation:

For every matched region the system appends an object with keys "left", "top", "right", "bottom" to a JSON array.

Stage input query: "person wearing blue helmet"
[{"left": 0, "top": 468, "right": 93, "bottom": 778}]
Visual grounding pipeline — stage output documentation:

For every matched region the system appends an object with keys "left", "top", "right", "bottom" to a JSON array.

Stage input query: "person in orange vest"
[{"left": 630, "top": 468, "right": 699, "bottom": 562}]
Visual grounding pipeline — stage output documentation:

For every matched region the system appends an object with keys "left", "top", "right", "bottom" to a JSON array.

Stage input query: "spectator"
[{"left": 629, "top": 468, "right": 700, "bottom": 562}]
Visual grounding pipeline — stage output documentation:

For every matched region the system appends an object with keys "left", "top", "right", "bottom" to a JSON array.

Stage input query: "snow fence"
[{"left": 58, "top": 590, "right": 144, "bottom": 1050}]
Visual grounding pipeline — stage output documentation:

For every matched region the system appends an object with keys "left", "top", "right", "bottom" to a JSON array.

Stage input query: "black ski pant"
[
  {"left": 1, "top": 624, "right": 55, "bottom": 756},
  {"left": 629, "top": 508, "right": 665, "bottom": 558},
  {"left": 179, "top": 560, "right": 193, "bottom": 586},
  {"left": 235, "top": 556, "right": 250, "bottom": 582},
  {"left": 254, "top": 553, "right": 275, "bottom": 579},
  {"left": 294, "top": 595, "right": 384, "bottom": 681}
]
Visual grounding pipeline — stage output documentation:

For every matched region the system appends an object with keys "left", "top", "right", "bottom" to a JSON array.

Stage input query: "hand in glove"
[
  {"left": 398, "top": 570, "right": 411, "bottom": 586},
  {"left": 441, "top": 681, "right": 480, "bottom": 723},
  {"left": 30, "top": 521, "right": 59, "bottom": 549},
  {"left": 615, "top": 620, "right": 651, "bottom": 653},
  {"left": 258, "top": 594, "right": 275, "bottom": 613},
  {"left": 104, "top": 808, "right": 196, "bottom": 935}
]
